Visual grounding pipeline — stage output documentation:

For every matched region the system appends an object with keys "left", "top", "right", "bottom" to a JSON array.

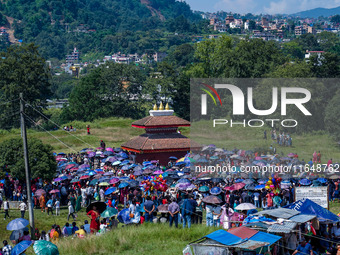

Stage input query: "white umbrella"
[{"left": 235, "top": 203, "right": 256, "bottom": 210}]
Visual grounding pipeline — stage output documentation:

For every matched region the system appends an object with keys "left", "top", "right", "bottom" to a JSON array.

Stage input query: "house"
[
  {"left": 305, "top": 50, "right": 325, "bottom": 60},
  {"left": 152, "top": 52, "right": 167, "bottom": 62},
  {"left": 295, "top": 26, "right": 306, "bottom": 36},
  {"left": 307, "top": 26, "right": 316, "bottom": 35},
  {"left": 225, "top": 15, "right": 234, "bottom": 25},
  {"left": 66, "top": 48, "right": 79, "bottom": 64}
]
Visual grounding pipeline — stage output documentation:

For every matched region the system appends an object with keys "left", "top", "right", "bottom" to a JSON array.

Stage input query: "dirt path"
[
  {"left": 4, "top": 16, "right": 18, "bottom": 43},
  {"left": 140, "top": 0, "right": 165, "bottom": 21}
]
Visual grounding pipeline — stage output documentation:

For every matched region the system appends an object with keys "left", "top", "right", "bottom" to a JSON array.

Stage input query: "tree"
[
  {"left": 0, "top": 138, "right": 56, "bottom": 180},
  {"left": 0, "top": 43, "right": 52, "bottom": 129},
  {"left": 330, "top": 14, "right": 340, "bottom": 24},
  {"left": 62, "top": 62, "right": 146, "bottom": 121},
  {"left": 325, "top": 89, "right": 340, "bottom": 140}
]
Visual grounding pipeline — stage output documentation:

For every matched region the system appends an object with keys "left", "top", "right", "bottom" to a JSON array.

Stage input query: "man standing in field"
[{"left": 19, "top": 200, "right": 27, "bottom": 218}]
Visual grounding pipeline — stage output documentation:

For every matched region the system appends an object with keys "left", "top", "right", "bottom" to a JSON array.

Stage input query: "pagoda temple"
[{"left": 121, "top": 103, "right": 200, "bottom": 165}]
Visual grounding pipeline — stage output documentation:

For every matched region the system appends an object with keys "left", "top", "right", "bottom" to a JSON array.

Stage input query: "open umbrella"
[
  {"left": 299, "top": 178, "right": 311, "bottom": 186},
  {"left": 104, "top": 187, "right": 117, "bottom": 195},
  {"left": 118, "top": 182, "right": 129, "bottom": 188},
  {"left": 117, "top": 208, "right": 131, "bottom": 224},
  {"left": 49, "top": 189, "right": 60, "bottom": 194},
  {"left": 99, "top": 182, "right": 110, "bottom": 186},
  {"left": 210, "top": 187, "right": 222, "bottom": 195},
  {"left": 35, "top": 189, "right": 46, "bottom": 198},
  {"left": 79, "top": 175, "right": 90, "bottom": 180},
  {"left": 198, "top": 186, "right": 209, "bottom": 192},
  {"left": 33, "top": 240, "right": 59, "bottom": 255},
  {"left": 202, "top": 195, "right": 222, "bottom": 204},
  {"left": 7, "top": 218, "right": 29, "bottom": 231},
  {"left": 86, "top": 201, "right": 107, "bottom": 214},
  {"left": 254, "top": 184, "right": 265, "bottom": 190},
  {"left": 235, "top": 203, "right": 256, "bottom": 210},
  {"left": 109, "top": 177, "right": 120, "bottom": 184},
  {"left": 101, "top": 207, "right": 118, "bottom": 218},
  {"left": 10, "top": 227, "right": 28, "bottom": 241},
  {"left": 11, "top": 240, "right": 33, "bottom": 255}
]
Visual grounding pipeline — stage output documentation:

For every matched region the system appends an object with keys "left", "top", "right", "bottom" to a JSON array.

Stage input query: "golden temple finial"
[
  {"left": 159, "top": 102, "right": 164, "bottom": 110},
  {"left": 165, "top": 103, "right": 170, "bottom": 110},
  {"left": 153, "top": 104, "right": 158, "bottom": 110}
]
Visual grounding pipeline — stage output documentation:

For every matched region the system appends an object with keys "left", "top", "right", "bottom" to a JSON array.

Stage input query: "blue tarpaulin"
[
  {"left": 205, "top": 230, "right": 243, "bottom": 246},
  {"left": 250, "top": 231, "right": 282, "bottom": 246},
  {"left": 285, "top": 198, "right": 339, "bottom": 222}
]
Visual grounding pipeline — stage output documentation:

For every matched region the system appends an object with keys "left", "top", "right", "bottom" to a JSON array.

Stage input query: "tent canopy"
[
  {"left": 285, "top": 198, "right": 339, "bottom": 223},
  {"left": 198, "top": 227, "right": 282, "bottom": 251}
]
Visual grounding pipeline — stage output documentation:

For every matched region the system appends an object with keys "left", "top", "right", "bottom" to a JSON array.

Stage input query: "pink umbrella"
[
  {"left": 49, "top": 189, "right": 60, "bottom": 194},
  {"left": 233, "top": 183, "right": 246, "bottom": 190},
  {"left": 153, "top": 170, "right": 163, "bottom": 175},
  {"left": 110, "top": 178, "right": 120, "bottom": 184},
  {"left": 65, "top": 164, "right": 76, "bottom": 170},
  {"left": 255, "top": 157, "right": 262, "bottom": 160},
  {"left": 287, "top": 153, "right": 296, "bottom": 157},
  {"left": 35, "top": 189, "right": 46, "bottom": 197},
  {"left": 70, "top": 167, "right": 78, "bottom": 172},
  {"left": 224, "top": 186, "right": 236, "bottom": 191},
  {"left": 96, "top": 147, "right": 104, "bottom": 150},
  {"left": 106, "top": 147, "right": 114, "bottom": 152}
]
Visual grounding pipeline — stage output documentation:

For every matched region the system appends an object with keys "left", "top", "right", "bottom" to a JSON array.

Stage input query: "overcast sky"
[{"left": 184, "top": 0, "right": 340, "bottom": 14}]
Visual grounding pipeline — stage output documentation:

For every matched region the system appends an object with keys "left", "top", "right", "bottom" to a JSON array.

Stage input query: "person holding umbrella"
[{"left": 86, "top": 206, "right": 100, "bottom": 234}]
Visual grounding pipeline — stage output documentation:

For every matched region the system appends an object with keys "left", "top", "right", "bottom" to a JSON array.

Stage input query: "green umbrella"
[
  {"left": 33, "top": 240, "right": 59, "bottom": 255},
  {"left": 101, "top": 207, "right": 118, "bottom": 218},
  {"left": 99, "top": 182, "right": 110, "bottom": 186},
  {"left": 198, "top": 185, "right": 209, "bottom": 192}
]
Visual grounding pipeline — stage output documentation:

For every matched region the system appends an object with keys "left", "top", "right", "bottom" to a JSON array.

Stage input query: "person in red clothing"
[
  {"left": 86, "top": 125, "right": 90, "bottom": 135},
  {"left": 87, "top": 206, "right": 100, "bottom": 234}
]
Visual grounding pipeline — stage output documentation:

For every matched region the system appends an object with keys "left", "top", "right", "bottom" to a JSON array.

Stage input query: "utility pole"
[{"left": 20, "top": 93, "right": 35, "bottom": 239}]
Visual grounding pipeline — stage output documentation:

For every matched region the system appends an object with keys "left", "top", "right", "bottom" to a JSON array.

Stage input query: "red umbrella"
[
  {"left": 224, "top": 183, "right": 245, "bottom": 191},
  {"left": 80, "top": 175, "right": 90, "bottom": 180}
]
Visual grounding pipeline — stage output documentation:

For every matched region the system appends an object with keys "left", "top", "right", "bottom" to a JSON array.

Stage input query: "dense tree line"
[
  {"left": 0, "top": 0, "right": 208, "bottom": 59},
  {"left": 2, "top": 32, "right": 340, "bottom": 139}
]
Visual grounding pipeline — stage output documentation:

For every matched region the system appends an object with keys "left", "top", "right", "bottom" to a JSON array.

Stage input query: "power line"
[
  {"left": 0, "top": 98, "right": 19, "bottom": 106},
  {"left": 23, "top": 113, "right": 78, "bottom": 153},
  {"left": 23, "top": 100, "right": 95, "bottom": 149}
]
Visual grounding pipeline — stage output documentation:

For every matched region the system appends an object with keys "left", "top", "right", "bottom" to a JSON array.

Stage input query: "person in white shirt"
[
  {"left": 19, "top": 201, "right": 27, "bottom": 218},
  {"left": 3, "top": 199, "right": 10, "bottom": 220},
  {"left": 68, "top": 201, "right": 76, "bottom": 221},
  {"left": 54, "top": 199, "right": 60, "bottom": 216}
]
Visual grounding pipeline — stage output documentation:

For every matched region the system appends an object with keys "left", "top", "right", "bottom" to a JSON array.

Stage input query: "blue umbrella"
[
  {"left": 119, "top": 177, "right": 130, "bottom": 181},
  {"left": 117, "top": 208, "right": 131, "bottom": 224},
  {"left": 134, "top": 170, "right": 143, "bottom": 176},
  {"left": 86, "top": 170, "right": 96, "bottom": 176},
  {"left": 235, "top": 179, "right": 244, "bottom": 183},
  {"left": 121, "top": 165, "right": 129, "bottom": 170},
  {"left": 103, "top": 151, "right": 114, "bottom": 156},
  {"left": 210, "top": 187, "right": 222, "bottom": 195},
  {"left": 317, "top": 178, "right": 327, "bottom": 184},
  {"left": 254, "top": 184, "right": 265, "bottom": 190},
  {"left": 7, "top": 218, "right": 29, "bottom": 231},
  {"left": 118, "top": 182, "right": 129, "bottom": 188},
  {"left": 299, "top": 178, "right": 312, "bottom": 186},
  {"left": 169, "top": 156, "right": 177, "bottom": 160},
  {"left": 11, "top": 240, "right": 33, "bottom": 255},
  {"left": 104, "top": 187, "right": 117, "bottom": 195},
  {"left": 177, "top": 178, "right": 191, "bottom": 184},
  {"left": 118, "top": 152, "right": 128, "bottom": 159}
]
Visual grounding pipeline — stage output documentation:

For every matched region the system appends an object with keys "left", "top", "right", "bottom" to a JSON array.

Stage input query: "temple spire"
[{"left": 159, "top": 102, "right": 164, "bottom": 110}]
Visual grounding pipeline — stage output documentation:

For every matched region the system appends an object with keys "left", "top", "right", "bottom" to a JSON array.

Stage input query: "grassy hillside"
[{"left": 0, "top": 117, "right": 190, "bottom": 153}]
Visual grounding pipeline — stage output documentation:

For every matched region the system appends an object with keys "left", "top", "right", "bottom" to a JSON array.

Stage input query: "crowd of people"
[{"left": 0, "top": 141, "right": 340, "bottom": 254}]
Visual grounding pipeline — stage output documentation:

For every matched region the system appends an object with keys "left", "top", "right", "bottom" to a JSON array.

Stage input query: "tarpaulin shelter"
[
  {"left": 188, "top": 228, "right": 281, "bottom": 255},
  {"left": 285, "top": 198, "right": 339, "bottom": 223}
]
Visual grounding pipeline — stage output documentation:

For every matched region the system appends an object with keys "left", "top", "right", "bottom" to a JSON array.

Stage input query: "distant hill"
[
  {"left": 293, "top": 6, "right": 340, "bottom": 18},
  {"left": 0, "top": 0, "right": 203, "bottom": 59}
]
